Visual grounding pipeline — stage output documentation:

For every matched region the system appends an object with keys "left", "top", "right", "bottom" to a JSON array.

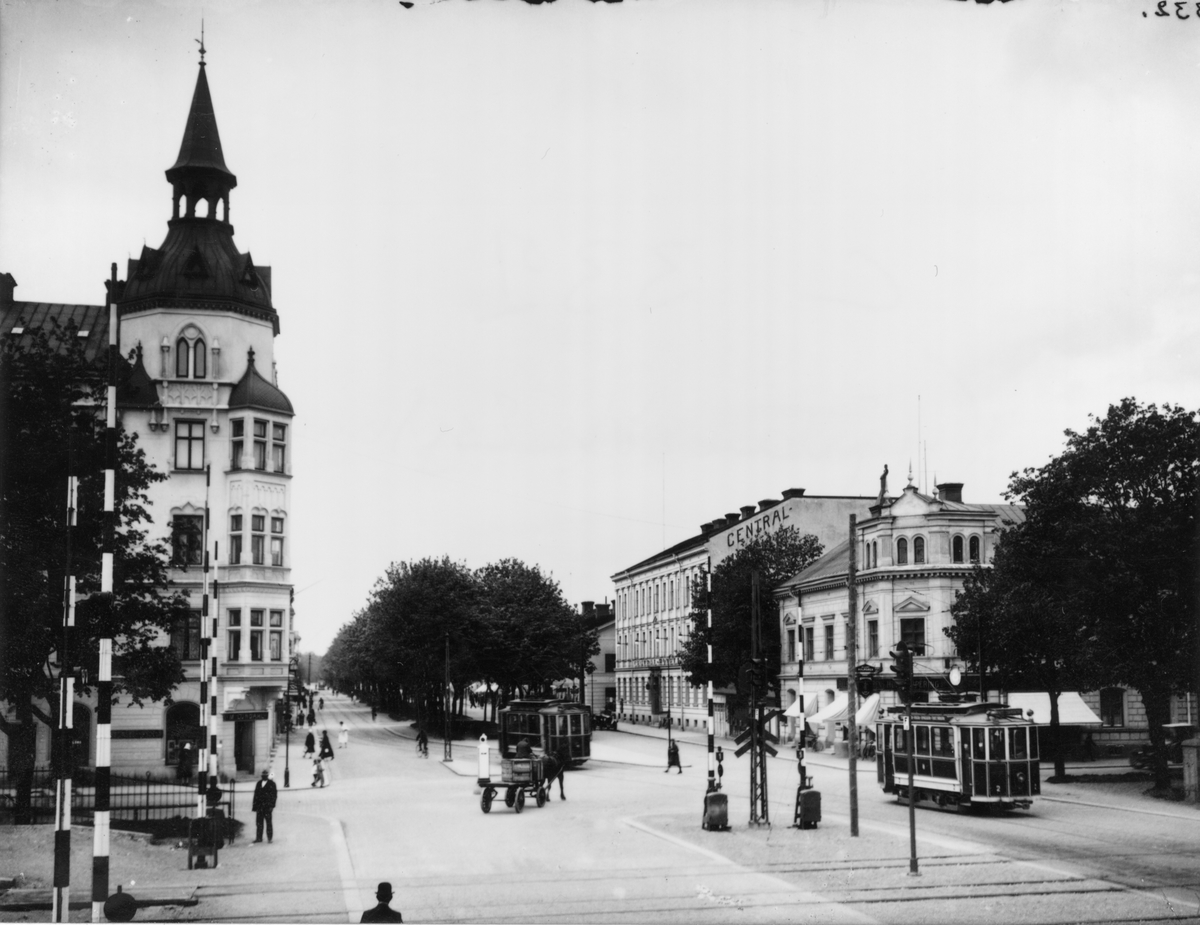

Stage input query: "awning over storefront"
[
  {"left": 222, "top": 698, "right": 268, "bottom": 722},
  {"left": 1006, "top": 692, "right": 1101, "bottom": 725},
  {"left": 854, "top": 693, "right": 881, "bottom": 727},
  {"left": 783, "top": 695, "right": 822, "bottom": 718},
  {"left": 807, "top": 694, "right": 849, "bottom": 727}
]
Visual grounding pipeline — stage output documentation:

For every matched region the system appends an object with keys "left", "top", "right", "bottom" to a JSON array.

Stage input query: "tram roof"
[{"left": 883, "top": 701, "right": 1032, "bottom": 724}]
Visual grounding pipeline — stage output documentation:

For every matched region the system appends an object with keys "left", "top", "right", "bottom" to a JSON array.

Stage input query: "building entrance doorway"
[{"left": 235, "top": 720, "right": 256, "bottom": 772}]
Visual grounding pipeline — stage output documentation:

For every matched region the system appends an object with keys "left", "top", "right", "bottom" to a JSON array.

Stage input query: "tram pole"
[
  {"left": 846, "top": 514, "right": 859, "bottom": 837},
  {"left": 443, "top": 633, "right": 452, "bottom": 763},
  {"left": 904, "top": 649, "right": 918, "bottom": 876}
]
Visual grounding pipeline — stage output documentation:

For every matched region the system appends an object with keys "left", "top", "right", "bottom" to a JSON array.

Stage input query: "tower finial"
[{"left": 196, "top": 19, "right": 206, "bottom": 67}]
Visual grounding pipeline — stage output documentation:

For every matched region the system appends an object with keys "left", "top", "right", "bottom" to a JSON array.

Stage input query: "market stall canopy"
[
  {"left": 783, "top": 696, "right": 821, "bottom": 718},
  {"left": 854, "top": 693, "right": 881, "bottom": 727},
  {"left": 807, "top": 694, "right": 849, "bottom": 727},
  {"left": 1006, "top": 692, "right": 1101, "bottom": 725}
]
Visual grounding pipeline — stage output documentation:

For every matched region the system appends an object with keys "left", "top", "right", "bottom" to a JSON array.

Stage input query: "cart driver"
[{"left": 515, "top": 738, "right": 532, "bottom": 758}]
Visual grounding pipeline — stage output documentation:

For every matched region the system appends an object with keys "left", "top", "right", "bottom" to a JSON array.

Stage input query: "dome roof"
[{"left": 229, "top": 348, "right": 293, "bottom": 415}]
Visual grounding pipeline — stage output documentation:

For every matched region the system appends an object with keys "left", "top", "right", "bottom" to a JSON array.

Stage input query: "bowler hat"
[{"left": 376, "top": 882, "right": 393, "bottom": 900}]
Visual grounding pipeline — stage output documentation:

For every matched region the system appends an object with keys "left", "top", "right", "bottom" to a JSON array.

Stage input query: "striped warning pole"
[
  {"left": 92, "top": 265, "right": 118, "bottom": 922},
  {"left": 197, "top": 465, "right": 211, "bottom": 823},
  {"left": 705, "top": 560, "right": 715, "bottom": 792},
  {"left": 202, "top": 465, "right": 220, "bottom": 829},
  {"left": 52, "top": 444, "right": 78, "bottom": 921}
]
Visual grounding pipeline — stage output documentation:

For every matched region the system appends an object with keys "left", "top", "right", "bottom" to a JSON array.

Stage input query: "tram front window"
[
  {"left": 1010, "top": 727, "right": 1028, "bottom": 760},
  {"left": 570, "top": 714, "right": 581, "bottom": 735},
  {"left": 990, "top": 728, "right": 1006, "bottom": 760}
]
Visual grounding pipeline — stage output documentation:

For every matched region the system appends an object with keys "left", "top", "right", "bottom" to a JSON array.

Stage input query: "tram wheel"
[
  {"left": 515, "top": 789, "right": 526, "bottom": 813},
  {"left": 505, "top": 787, "right": 516, "bottom": 808},
  {"left": 481, "top": 788, "right": 494, "bottom": 813}
]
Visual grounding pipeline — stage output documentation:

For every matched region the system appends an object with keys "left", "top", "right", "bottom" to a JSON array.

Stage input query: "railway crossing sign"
[{"left": 734, "top": 708, "right": 781, "bottom": 758}]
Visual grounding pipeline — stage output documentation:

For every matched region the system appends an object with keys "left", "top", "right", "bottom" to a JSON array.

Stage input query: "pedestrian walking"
[
  {"left": 319, "top": 697, "right": 324, "bottom": 711},
  {"left": 665, "top": 739, "right": 682, "bottom": 774},
  {"left": 176, "top": 742, "right": 194, "bottom": 782},
  {"left": 252, "top": 769, "right": 278, "bottom": 843},
  {"left": 312, "top": 756, "right": 329, "bottom": 787},
  {"left": 307, "top": 707, "right": 316, "bottom": 727},
  {"left": 338, "top": 721, "right": 349, "bottom": 749},
  {"left": 360, "top": 882, "right": 403, "bottom": 923},
  {"left": 1084, "top": 732, "right": 1098, "bottom": 762},
  {"left": 371, "top": 705, "right": 378, "bottom": 722},
  {"left": 304, "top": 731, "right": 316, "bottom": 757},
  {"left": 320, "top": 730, "right": 335, "bottom": 760},
  {"left": 416, "top": 729, "right": 428, "bottom": 758}
]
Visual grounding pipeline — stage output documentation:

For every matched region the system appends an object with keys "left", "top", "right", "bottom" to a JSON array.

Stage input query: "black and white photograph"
[{"left": 1, "top": 0, "right": 1198, "bottom": 922}]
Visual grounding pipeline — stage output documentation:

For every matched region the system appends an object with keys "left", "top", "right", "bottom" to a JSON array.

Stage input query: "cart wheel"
[
  {"left": 536, "top": 786, "right": 546, "bottom": 808},
  {"left": 515, "top": 789, "right": 525, "bottom": 813},
  {"left": 505, "top": 787, "right": 516, "bottom": 808},
  {"left": 481, "top": 788, "right": 494, "bottom": 814}
]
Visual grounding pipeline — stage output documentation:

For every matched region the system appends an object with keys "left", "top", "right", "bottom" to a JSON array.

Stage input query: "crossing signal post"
[{"left": 889, "top": 642, "right": 919, "bottom": 876}]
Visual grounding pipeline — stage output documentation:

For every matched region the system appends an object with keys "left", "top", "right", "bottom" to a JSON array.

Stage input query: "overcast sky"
[{"left": 4, "top": 0, "right": 1198, "bottom": 654}]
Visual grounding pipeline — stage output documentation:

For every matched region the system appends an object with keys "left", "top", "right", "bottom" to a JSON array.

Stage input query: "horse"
[{"left": 542, "top": 747, "right": 570, "bottom": 801}]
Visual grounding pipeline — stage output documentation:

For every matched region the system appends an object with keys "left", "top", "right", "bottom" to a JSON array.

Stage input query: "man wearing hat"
[
  {"left": 360, "top": 882, "right": 403, "bottom": 922},
  {"left": 251, "top": 769, "right": 278, "bottom": 844}
]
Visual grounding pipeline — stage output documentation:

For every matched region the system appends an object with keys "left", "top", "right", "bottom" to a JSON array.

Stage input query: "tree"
[
  {"left": 0, "top": 320, "right": 189, "bottom": 821},
  {"left": 680, "top": 527, "right": 823, "bottom": 719},
  {"left": 1003, "top": 399, "right": 1198, "bottom": 791},
  {"left": 947, "top": 513, "right": 1104, "bottom": 779}
]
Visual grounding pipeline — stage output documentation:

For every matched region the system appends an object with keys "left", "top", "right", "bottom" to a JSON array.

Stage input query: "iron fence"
[{"left": 0, "top": 767, "right": 236, "bottom": 828}]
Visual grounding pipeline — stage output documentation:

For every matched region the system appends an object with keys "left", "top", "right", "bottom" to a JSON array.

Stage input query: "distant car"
[{"left": 1129, "top": 723, "right": 1197, "bottom": 769}]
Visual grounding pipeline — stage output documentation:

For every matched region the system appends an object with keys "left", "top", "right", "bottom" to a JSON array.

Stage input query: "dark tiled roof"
[
  {"left": 1, "top": 300, "right": 109, "bottom": 363},
  {"left": 120, "top": 221, "right": 275, "bottom": 324},
  {"left": 611, "top": 531, "right": 708, "bottom": 579},
  {"left": 776, "top": 540, "right": 851, "bottom": 593},
  {"left": 228, "top": 350, "right": 293, "bottom": 415},
  {"left": 166, "top": 64, "right": 236, "bottom": 188}
]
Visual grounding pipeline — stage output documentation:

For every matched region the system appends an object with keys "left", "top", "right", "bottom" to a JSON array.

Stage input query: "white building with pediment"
[{"left": 774, "top": 476, "right": 1024, "bottom": 744}]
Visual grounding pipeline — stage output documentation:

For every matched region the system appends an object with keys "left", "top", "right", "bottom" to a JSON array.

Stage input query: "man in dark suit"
[
  {"left": 361, "top": 882, "right": 404, "bottom": 922},
  {"left": 251, "top": 769, "right": 278, "bottom": 843}
]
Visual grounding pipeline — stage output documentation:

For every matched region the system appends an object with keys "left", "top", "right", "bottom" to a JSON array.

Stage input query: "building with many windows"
[
  {"left": 0, "top": 55, "right": 294, "bottom": 777},
  {"left": 611, "top": 488, "right": 874, "bottom": 737}
]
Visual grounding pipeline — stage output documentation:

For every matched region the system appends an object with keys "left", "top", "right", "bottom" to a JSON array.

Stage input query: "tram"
[
  {"left": 498, "top": 699, "right": 592, "bottom": 766},
  {"left": 877, "top": 700, "right": 1040, "bottom": 811}
]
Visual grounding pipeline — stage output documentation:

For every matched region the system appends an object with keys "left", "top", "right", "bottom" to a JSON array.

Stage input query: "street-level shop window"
[
  {"left": 913, "top": 536, "right": 926, "bottom": 565},
  {"left": 803, "top": 626, "right": 815, "bottom": 662},
  {"left": 254, "top": 420, "right": 267, "bottom": 470},
  {"left": 953, "top": 536, "right": 964, "bottom": 563},
  {"left": 229, "top": 514, "right": 243, "bottom": 565},
  {"left": 824, "top": 623, "right": 835, "bottom": 661},
  {"left": 1100, "top": 688, "right": 1124, "bottom": 727},
  {"left": 171, "top": 514, "right": 204, "bottom": 567},
  {"left": 900, "top": 617, "right": 925, "bottom": 652},
  {"left": 896, "top": 537, "right": 908, "bottom": 565},
  {"left": 969, "top": 536, "right": 981, "bottom": 563},
  {"left": 868, "top": 620, "right": 879, "bottom": 659},
  {"left": 231, "top": 419, "right": 244, "bottom": 469},
  {"left": 175, "top": 420, "right": 205, "bottom": 470},
  {"left": 272, "top": 423, "right": 287, "bottom": 473},
  {"left": 252, "top": 515, "right": 265, "bottom": 565},
  {"left": 227, "top": 608, "right": 242, "bottom": 661},
  {"left": 171, "top": 610, "right": 202, "bottom": 660}
]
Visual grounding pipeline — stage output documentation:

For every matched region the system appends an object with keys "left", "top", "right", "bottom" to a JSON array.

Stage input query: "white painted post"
[{"left": 476, "top": 735, "right": 491, "bottom": 794}]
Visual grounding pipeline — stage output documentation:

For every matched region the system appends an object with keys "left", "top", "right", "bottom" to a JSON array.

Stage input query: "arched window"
[
  {"left": 193, "top": 339, "right": 206, "bottom": 378},
  {"left": 896, "top": 537, "right": 908, "bottom": 565},
  {"left": 872, "top": 541, "right": 878, "bottom": 568},
  {"left": 914, "top": 536, "right": 926, "bottom": 564},
  {"left": 969, "top": 536, "right": 981, "bottom": 563},
  {"left": 176, "top": 338, "right": 189, "bottom": 377},
  {"left": 952, "top": 536, "right": 964, "bottom": 563}
]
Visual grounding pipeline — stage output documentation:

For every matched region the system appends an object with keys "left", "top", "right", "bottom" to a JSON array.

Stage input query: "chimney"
[
  {"left": 740, "top": 505, "right": 757, "bottom": 521},
  {"left": 0, "top": 273, "right": 16, "bottom": 306},
  {"left": 781, "top": 488, "right": 805, "bottom": 500},
  {"left": 758, "top": 499, "right": 778, "bottom": 512},
  {"left": 597, "top": 602, "right": 611, "bottom": 622},
  {"left": 582, "top": 601, "right": 595, "bottom": 620},
  {"left": 936, "top": 482, "right": 964, "bottom": 503},
  {"left": 725, "top": 513, "right": 741, "bottom": 527},
  {"left": 700, "top": 522, "right": 715, "bottom": 536}
]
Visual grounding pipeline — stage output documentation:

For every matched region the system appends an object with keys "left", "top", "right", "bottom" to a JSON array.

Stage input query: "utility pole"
[
  {"left": 846, "top": 514, "right": 859, "bottom": 837},
  {"left": 736, "top": 571, "right": 777, "bottom": 826},
  {"left": 443, "top": 633, "right": 452, "bottom": 762}
]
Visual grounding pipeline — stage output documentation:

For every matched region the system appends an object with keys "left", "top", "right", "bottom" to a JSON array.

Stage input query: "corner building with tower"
[{"left": 0, "top": 56, "right": 295, "bottom": 778}]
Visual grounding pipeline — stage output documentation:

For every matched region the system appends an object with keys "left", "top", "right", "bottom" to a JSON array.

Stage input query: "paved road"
[{"left": 268, "top": 694, "right": 1200, "bottom": 924}]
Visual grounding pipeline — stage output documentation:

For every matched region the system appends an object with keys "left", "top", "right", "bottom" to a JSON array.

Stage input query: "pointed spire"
[{"left": 167, "top": 64, "right": 236, "bottom": 185}]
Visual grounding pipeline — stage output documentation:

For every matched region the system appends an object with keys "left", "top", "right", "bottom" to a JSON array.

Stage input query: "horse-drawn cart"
[{"left": 480, "top": 756, "right": 547, "bottom": 813}]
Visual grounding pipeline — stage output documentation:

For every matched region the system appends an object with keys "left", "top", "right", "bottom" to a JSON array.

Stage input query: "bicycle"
[{"left": 858, "top": 741, "right": 877, "bottom": 761}]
